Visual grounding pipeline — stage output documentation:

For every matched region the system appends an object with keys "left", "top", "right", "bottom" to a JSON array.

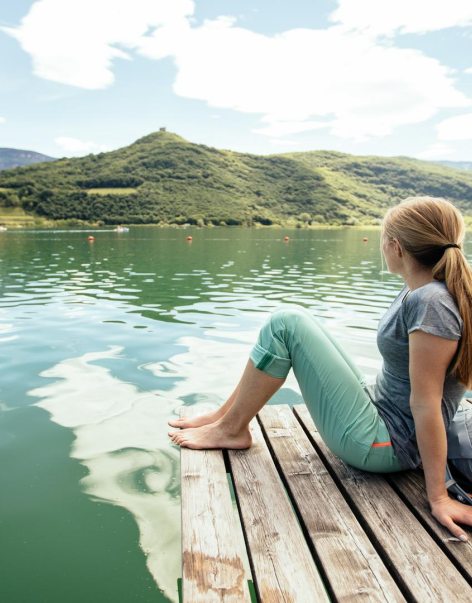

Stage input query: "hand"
[{"left": 430, "top": 495, "right": 472, "bottom": 541}]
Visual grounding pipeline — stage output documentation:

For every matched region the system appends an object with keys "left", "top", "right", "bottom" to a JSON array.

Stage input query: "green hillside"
[{"left": 0, "top": 130, "right": 471, "bottom": 227}]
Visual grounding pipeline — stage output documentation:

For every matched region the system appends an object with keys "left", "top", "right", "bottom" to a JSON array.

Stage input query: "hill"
[
  {"left": 0, "top": 131, "right": 471, "bottom": 226},
  {"left": 0, "top": 148, "right": 56, "bottom": 171}
]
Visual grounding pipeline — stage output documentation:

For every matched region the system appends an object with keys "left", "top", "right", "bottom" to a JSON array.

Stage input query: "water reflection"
[
  {"left": 3, "top": 227, "right": 471, "bottom": 601},
  {"left": 30, "top": 347, "right": 182, "bottom": 601}
]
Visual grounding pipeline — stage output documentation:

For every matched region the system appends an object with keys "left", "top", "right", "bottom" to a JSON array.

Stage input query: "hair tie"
[{"left": 441, "top": 243, "right": 460, "bottom": 251}]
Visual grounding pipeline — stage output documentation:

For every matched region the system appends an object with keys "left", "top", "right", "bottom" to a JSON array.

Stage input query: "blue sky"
[{"left": 1, "top": 0, "right": 471, "bottom": 160}]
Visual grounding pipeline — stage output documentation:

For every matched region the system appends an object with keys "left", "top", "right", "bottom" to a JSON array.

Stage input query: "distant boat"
[{"left": 114, "top": 226, "right": 129, "bottom": 232}]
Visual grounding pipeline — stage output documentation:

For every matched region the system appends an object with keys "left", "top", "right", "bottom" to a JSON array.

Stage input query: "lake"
[{"left": 1, "top": 226, "right": 467, "bottom": 602}]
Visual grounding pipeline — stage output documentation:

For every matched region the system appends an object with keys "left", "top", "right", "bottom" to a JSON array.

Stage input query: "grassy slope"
[
  {"left": 0, "top": 131, "right": 471, "bottom": 226},
  {"left": 0, "top": 206, "right": 36, "bottom": 227}
]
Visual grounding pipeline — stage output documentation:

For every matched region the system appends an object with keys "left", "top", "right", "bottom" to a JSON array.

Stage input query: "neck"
[{"left": 402, "top": 266, "right": 434, "bottom": 291}]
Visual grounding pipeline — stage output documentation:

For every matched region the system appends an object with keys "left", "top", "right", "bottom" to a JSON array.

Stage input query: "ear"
[{"left": 393, "top": 238, "right": 403, "bottom": 257}]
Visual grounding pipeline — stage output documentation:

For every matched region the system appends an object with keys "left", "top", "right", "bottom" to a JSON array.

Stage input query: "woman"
[{"left": 168, "top": 196, "right": 472, "bottom": 541}]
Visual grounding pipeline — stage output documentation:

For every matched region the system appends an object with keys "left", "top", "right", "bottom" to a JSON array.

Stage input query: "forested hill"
[
  {"left": 0, "top": 130, "right": 471, "bottom": 226},
  {"left": 0, "top": 148, "right": 56, "bottom": 171}
]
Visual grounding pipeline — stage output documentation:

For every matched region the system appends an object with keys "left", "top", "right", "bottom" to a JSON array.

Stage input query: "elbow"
[{"left": 409, "top": 397, "right": 443, "bottom": 418}]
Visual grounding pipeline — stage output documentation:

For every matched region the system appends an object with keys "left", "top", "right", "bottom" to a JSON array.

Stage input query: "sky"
[{"left": 0, "top": 0, "right": 471, "bottom": 160}]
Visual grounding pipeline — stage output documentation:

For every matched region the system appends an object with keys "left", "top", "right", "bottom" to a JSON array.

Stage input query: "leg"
[
  {"left": 168, "top": 318, "right": 302, "bottom": 429},
  {"left": 168, "top": 360, "right": 285, "bottom": 449},
  {"left": 168, "top": 305, "right": 356, "bottom": 451},
  {"left": 249, "top": 306, "right": 403, "bottom": 471},
  {"left": 170, "top": 305, "right": 404, "bottom": 471}
]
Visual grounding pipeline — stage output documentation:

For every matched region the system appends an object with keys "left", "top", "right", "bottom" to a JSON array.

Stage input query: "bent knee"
[{"left": 270, "top": 306, "right": 317, "bottom": 331}]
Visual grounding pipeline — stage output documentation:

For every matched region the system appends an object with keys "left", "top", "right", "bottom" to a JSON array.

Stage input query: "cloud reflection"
[
  {"left": 28, "top": 324, "right": 298, "bottom": 601},
  {"left": 30, "top": 346, "right": 181, "bottom": 601}
]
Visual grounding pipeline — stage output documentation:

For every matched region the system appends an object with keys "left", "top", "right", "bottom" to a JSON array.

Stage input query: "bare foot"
[
  {"left": 168, "top": 418, "right": 252, "bottom": 450},
  {"left": 168, "top": 407, "right": 225, "bottom": 428}
]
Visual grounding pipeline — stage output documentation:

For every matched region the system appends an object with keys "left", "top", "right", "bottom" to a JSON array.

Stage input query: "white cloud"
[
  {"left": 332, "top": 0, "right": 472, "bottom": 36},
  {"left": 416, "top": 143, "right": 454, "bottom": 160},
  {"left": 465, "top": 67, "right": 472, "bottom": 74},
  {"left": 55, "top": 136, "right": 110, "bottom": 155},
  {"left": 2, "top": 0, "right": 194, "bottom": 89},
  {"left": 139, "top": 18, "right": 469, "bottom": 140},
  {"left": 0, "top": 117, "right": 5, "bottom": 124},
  {"left": 437, "top": 113, "right": 472, "bottom": 140},
  {"left": 4, "top": 0, "right": 472, "bottom": 141}
]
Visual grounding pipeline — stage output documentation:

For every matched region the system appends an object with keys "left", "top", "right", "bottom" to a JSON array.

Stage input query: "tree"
[
  {"left": 0, "top": 190, "right": 20, "bottom": 207},
  {"left": 299, "top": 212, "right": 312, "bottom": 225}
]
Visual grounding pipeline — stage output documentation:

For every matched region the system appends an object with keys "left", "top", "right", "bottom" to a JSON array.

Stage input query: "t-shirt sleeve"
[{"left": 404, "top": 291, "right": 462, "bottom": 340}]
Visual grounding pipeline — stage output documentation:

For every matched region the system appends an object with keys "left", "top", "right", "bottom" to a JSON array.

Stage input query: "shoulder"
[
  {"left": 404, "top": 280, "right": 463, "bottom": 338},
  {"left": 406, "top": 280, "right": 456, "bottom": 307}
]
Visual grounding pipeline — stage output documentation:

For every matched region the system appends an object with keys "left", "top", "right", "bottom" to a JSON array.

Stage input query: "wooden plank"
[
  {"left": 293, "top": 404, "right": 472, "bottom": 602},
  {"left": 388, "top": 469, "right": 472, "bottom": 583},
  {"left": 258, "top": 404, "right": 405, "bottom": 602},
  {"left": 180, "top": 407, "right": 252, "bottom": 602},
  {"left": 228, "top": 416, "right": 330, "bottom": 602}
]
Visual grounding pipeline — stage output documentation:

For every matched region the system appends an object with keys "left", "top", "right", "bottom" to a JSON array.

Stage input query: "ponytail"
[{"left": 433, "top": 246, "right": 472, "bottom": 387}]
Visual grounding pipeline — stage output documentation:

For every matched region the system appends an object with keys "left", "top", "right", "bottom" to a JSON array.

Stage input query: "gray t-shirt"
[{"left": 374, "top": 280, "right": 465, "bottom": 469}]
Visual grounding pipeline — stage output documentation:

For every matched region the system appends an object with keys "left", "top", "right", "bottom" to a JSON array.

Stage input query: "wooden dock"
[{"left": 179, "top": 404, "right": 472, "bottom": 602}]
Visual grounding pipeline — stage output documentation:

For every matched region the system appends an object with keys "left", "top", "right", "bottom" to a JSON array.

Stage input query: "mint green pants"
[{"left": 250, "top": 307, "right": 406, "bottom": 473}]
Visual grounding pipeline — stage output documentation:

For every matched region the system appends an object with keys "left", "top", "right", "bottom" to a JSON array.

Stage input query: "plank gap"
[
  {"left": 226, "top": 417, "right": 330, "bottom": 601},
  {"left": 255, "top": 412, "right": 338, "bottom": 602},
  {"left": 225, "top": 469, "right": 256, "bottom": 587},
  {"left": 180, "top": 406, "right": 253, "bottom": 602},
  {"left": 292, "top": 405, "right": 418, "bottom": 603},
  {"left": 259, "top": 405, "right": 407, "bottom": 602},
  {"left": 223, "top": 449, "right": 261, "bottom": 603},
  {"left": 386, "top": 473, "right": 472, "bottom": 587}
]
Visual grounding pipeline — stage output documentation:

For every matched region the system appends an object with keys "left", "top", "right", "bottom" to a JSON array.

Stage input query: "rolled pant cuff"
[{"left": 249, "top": 343, "right": 292, "bottom": 379}]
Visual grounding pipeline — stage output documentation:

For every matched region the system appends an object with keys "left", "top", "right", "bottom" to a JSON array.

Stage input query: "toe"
[{"left": 168, "top": 417, "right": 186, "bottom": 427}]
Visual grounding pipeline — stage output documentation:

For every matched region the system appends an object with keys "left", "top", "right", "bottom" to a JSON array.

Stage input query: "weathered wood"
[
  {"left": 388, "top": 469, "right": 472, "bottom": 583},
  {"left": 180, "top": 407, "right": 252, "bottom": 602},
  {"left": 258, "top": 404, "right": 405, "bottom": 601},
  {"left": 293, "top": 404, "right": 472, "bottom": 602},
  {"left": 228, "top": 416, "right": 330, "bottom": 602}
]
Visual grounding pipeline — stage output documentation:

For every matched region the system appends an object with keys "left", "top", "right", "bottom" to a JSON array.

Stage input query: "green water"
[{"left": 0, "top": 226, "right": 463, "bottom": 602}]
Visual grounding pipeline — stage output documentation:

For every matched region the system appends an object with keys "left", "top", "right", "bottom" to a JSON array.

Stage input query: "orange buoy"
[
  {"left": 284, "top": 236, "right": 289, "bottom": 242},
  {"left": 362, "top": 237, "right": 368, "bottom": 242},
  {"left": 186, "top": 235, "right": 193, "bottom": 241},
  {"left": 87, "top": 235, "right": 95, "bottom": 241}
]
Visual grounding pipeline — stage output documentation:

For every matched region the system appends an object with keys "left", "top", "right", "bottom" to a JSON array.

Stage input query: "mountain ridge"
[
  {"left": 0, "top": 130, "right": 471, "bottom": 226},
  {"left": 0, "top": 147, "right": 56, "bottom": 171}
]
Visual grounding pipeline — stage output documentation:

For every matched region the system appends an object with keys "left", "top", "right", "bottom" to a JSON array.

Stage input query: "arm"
[{"left": 409, "top": 330, "right": 472, "bottom": 540}]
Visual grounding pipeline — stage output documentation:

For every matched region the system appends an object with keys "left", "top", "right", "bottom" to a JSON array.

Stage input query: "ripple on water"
[{"left": 4, "top": 227, "right": 455, "bottom": 600}]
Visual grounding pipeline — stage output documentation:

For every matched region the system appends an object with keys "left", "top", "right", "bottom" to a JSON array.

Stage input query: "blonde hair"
[{"left": 381, "top": 196, "right": 472, "bottom": 388}]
